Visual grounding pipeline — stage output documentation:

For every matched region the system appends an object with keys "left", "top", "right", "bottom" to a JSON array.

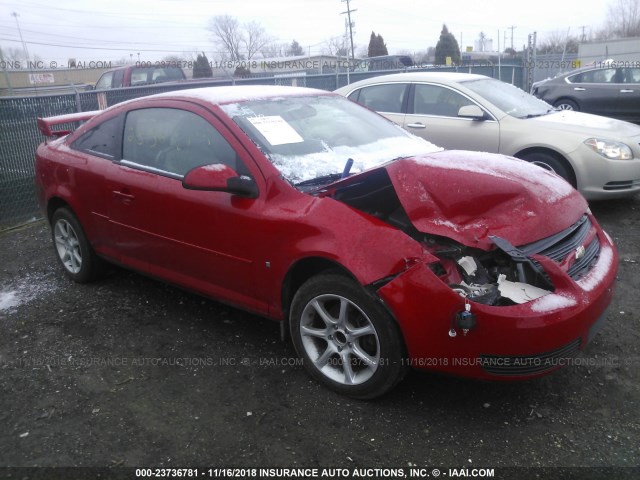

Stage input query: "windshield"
[
  {"left": 221, "top": 94, "right": 440, "bottom": 184},
  {"left": 462, "top": 78, "right": 554, "bottom": 119}
]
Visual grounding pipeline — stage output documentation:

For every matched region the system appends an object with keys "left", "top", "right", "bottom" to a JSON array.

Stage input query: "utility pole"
[
  {"left": 0, "top": 45, "right": 14, "bottom": 95},
  {"left": 579, "top": 25, "right": 587, "bottom": 42},
  {"left": 340, "top": 0, "right": 356, "bottom": 64},
  {"left": 12, "top": 12, "right": 30, "bottom": 65},
  {"left": 508, "top": 25, "right": 516, "bottom": 51},
  {"left": 526, "top": 32, "right": 537, "bottom": 92}
]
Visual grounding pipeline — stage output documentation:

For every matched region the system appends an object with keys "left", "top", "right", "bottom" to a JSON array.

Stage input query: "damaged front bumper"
[{"left": 377, "top": 228, "right": 618, "bottom": 380}]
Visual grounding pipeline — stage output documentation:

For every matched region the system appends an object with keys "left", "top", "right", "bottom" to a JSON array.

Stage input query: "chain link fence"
[{"left": 0, "top": 64, "right": 523, "bottom": 231}]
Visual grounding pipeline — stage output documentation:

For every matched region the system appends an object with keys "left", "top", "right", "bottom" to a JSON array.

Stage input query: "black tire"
[
  {"left": 290, "top": 273, "right": 406, "bottom": 399},
  {"left": 554, "top": 98, "right": 579, "bottom": 111},
  {"left": 50, "top": 207, "right": 103, "bottom": 283},
  {"left": 520, "top": 152, "right": 575, "bottom": 187}
]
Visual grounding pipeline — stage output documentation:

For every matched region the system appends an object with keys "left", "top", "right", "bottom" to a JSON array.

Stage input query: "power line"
[
  {"left": 0, "top": 36, "right": 208, "bottom": 53},
  {"left": 1, "top": 27, "right": 207, "bottom": 47}
]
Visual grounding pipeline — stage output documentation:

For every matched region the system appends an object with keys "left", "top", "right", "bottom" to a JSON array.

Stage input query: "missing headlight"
[{"left": 424, "top": 235, "right": 553, "bottom": 306}]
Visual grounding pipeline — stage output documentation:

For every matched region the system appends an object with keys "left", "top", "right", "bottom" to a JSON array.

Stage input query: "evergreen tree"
[
  {"left": 367, "top": 32, "right": 377, "bottom": 57},
  {"left": 234, "top": 65, "right": 251, "bottom": 76},
  {"left": 193, "top": 52, "right": 213, "bottom": 78},
  {"left": 367, "top": 31, "right": 389, "bottom": 57},
  {"left": 287, "top": 40, "right": 304, "bottom": 56},
  {"left": 376, "top": 34, "right": 389, "bottom": 56},
  {"left": 434, "top": 24, "right": 461, "bottom": 65}
]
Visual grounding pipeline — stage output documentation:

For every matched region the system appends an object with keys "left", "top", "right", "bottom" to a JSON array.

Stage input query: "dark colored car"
[
  {"left": 532, "top": 64, "right": 640, "bottom": 123},
  {"left": 35, "top": 86, "right": 617, "bottom": 398},
  {"left": 94, "top": 65, "right": 186, "bottom": 90}
]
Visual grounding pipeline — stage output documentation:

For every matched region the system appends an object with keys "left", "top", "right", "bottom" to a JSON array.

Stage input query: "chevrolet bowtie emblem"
[{"left": 575, "top": 245, "right": 586, "bottom": 260}]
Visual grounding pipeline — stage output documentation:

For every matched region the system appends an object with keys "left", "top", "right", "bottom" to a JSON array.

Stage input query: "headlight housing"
[{"left": 584, "top": 138, "right": 633, "bottom": 160}]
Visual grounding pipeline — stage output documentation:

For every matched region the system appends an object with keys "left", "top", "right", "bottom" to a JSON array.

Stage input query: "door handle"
[
  {"left": 113, "top": 190, "right": 135, "bottom": 204},
  {"left": 573, "top": 87, "right": 586, "bottom": 91},
  {"left": 620, "top": 89, "right": 634, "bottom": 93},
  {"left": 406, "top": 122, "right": 426, "bottom": 129}
]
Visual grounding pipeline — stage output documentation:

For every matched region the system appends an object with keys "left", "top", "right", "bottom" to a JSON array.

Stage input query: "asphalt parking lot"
[{"left": 1, "top": 194, "right": 639, "bottom": 480}]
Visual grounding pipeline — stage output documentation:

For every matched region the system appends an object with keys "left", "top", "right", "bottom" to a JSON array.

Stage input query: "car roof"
[
  {"left": 129, "top": 85, "right": 330, "bottom": 105},
  {"left": 550, "top": 63, "right": 622, "bottom": 80},
  {"left": 342, "top": 71, "right": 490, "bottom": 86}
]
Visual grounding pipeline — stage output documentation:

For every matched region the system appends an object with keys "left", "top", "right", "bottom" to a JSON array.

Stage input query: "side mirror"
[
  {"left": 458, "top": 105, "right": 487, "bottom": 121},
  {"left": 182, "top": 164, "right": 258, "bottom": 198}
]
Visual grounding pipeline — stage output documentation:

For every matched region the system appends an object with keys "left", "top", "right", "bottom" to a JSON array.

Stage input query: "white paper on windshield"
[{"left": 247, "top": 116, "right": 304, "bottom": 146}]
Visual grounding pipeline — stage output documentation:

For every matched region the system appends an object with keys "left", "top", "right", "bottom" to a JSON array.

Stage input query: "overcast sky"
[{"left": 0, "top": 0, "right": 609, "bottom": 64}]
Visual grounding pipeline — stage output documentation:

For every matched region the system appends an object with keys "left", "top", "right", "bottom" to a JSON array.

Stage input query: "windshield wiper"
[
  {"left": 295, "top": 172, "right": 344, "bottom": 188},
  {"left": 342, "top": 158, "right": 354, "bottom": 178},
  {"left": 295, "top": 158, "right": 355, "bottom": 188},
  {"left": 521, "top": 108, "right": 554, "bottom": 119}
]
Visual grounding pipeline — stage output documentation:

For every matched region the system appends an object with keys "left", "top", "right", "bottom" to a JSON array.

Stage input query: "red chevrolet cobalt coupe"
[{"left": 35, "top": 86, "right": 617, "bottom": 398}]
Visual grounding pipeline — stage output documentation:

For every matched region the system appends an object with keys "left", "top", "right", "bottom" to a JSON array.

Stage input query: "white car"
[{"left": 335, "top": 72, "right": 640, "bottom": 200}]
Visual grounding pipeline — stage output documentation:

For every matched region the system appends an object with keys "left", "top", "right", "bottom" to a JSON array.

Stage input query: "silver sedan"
[{"left": 335, "top": 72, "right": 640, "bottom": 200}]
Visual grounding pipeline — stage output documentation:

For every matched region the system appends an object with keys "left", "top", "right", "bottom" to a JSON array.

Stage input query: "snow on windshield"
[
  {"left": 221, "top": 94, "right": 441, "bottom": 183},
  {"left": 462, "top": 78, "right": 552, "bottom": 118},
  {"left": 271, "top": 136, "right": 435, "bottom": 183}
]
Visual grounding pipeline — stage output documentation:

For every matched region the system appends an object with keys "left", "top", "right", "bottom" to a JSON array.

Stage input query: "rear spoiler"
[{"left": 37, "top": 110, "right": 102, "bottom": 138}]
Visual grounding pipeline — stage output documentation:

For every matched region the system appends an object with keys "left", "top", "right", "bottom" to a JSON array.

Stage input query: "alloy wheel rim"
[
  {"left": 300, "top": 294, "right": 380, "bottom": 385},
  {"left": 54, "top": 219, "right": 82, "bottom": 274}
]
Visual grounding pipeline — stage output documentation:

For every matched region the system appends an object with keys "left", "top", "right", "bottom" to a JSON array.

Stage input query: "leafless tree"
[
  {"left": 208, "top": 15, "right": 244, "bottom": 61},
  {"left": 243, "top": 21, "right": 273, "bottom": 60},
  {"left": 261, "top": 43, "right": 287, "bottom": 59},
  {"left": 604, "top": 0, "right": 640, "bottom": 37},
  {"left": 207, "top": 15, "right": 277, "bottom": 61},
  {"left": 0, "top": 47, "right": 27, "bottom": 64},
  {"left": 322, "top": 36, "right": 349, "bottom": 57},
  {"left": 538, "top": 30, "right": 579, "bottom": 54}
]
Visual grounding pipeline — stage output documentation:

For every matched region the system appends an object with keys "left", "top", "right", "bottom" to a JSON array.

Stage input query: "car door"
[
  {"left": 402, "top": 83, "right": 500, "bottom": 152},
  {"left": 66, "top": 113, "right": 123, "bottom": 252},
  {"left": 567, "top": 68, "right": 619, "bottom": 116},
  {"left": 107, "top": 101, "right": 268, "bottom": 313},
  {"left": 617, "top": 67, "right": 640, "bottom": 123},
  {"left": 346, "top": 82, "right": 408, "bottom": 126}
]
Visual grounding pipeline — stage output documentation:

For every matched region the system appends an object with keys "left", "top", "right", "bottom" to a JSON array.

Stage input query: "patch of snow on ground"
[
  {"left": 0, "top": 291, "right": 20, "bottom": 311},
  {"left": 0, "top": 273, "right": 60, "bottom": 314}
]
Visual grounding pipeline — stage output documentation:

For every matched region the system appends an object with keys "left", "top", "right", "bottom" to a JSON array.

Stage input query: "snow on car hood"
[
  {"left": 385, "top": 151, "right": 588, "bottom": 249},
  {"left": 531, "top": 110, "right": 640, "bottom": 138}
]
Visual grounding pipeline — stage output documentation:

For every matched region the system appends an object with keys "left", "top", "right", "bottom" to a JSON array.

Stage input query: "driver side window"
[
  {"left": 95, "top": 72, "right": 113, "bottom": 90},
  {"left": 122, "top": 108, "right": 243, "bottom": 177},
  {"left": 413, "top": 84, "right": 475, "bottom": 117}
]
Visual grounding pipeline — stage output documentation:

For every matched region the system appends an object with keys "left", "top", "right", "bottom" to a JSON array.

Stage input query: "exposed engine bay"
[{"left": 325, "top": 167, "right": 569, "bottom": 307}]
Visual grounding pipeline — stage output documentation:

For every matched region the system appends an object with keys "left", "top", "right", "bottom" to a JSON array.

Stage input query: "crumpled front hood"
[{"left": 385, "top": 151, "right": 588, "bottom": 249}]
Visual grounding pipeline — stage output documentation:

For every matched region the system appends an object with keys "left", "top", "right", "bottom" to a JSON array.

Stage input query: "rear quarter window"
[{"left": 70, "top": 115, "right": 122, "bottom": 159}]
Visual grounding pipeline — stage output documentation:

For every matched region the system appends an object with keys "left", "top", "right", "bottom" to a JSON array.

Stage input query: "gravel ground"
[{"left": 0, "top": 195, "right": 639, "bottom": 480}]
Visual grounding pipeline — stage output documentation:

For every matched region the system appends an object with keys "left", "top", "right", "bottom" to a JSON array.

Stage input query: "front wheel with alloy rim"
[
  {"left": 553, "top": 99, "right": 579, "bottom": 111},
  {"left": 290, "top": 274, "right": 406, "bottom": 399},
  {"left": 51, "top": 207, "right": 103, "bottom": 283}
]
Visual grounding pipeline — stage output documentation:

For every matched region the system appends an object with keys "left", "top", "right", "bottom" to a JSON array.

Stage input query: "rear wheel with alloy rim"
[
  {"left": 51, "top": 208, "right": 103, "bottom": 283},
  {"left": 290, "top": 274, "right": 406, "bottom": 399}
]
